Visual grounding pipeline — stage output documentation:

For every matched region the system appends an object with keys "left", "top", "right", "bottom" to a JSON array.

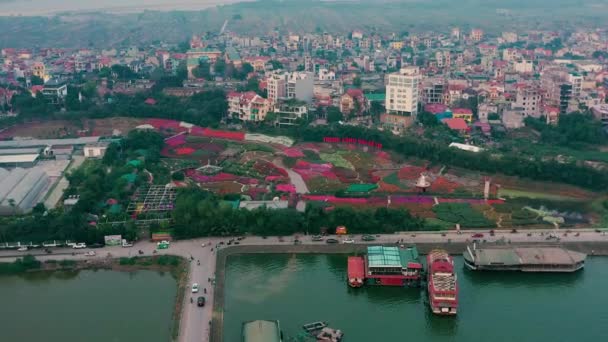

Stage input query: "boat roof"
[
  {"left": 367, "top": 246, "right": 420, "bottom": 268},
  {"left": 243, "top": 320, "right": 281, "bottom": 342},
  {"left": 348, "top": 256, "right": 365, "bottom": 278},
  {"left": 473, "top": 247, "right": 586, "bottom": 266},
  {"left": 367, "top": 246, "right": 402, "bottom": 268}
]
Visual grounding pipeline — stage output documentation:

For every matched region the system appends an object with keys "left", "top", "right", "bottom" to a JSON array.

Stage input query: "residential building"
[
  {"left": 513, "top": 59, "right": 534, "bottom": 73},
  {"left": 451, "top": 108, "right": 473, "bottom": 123},
  {"left": 470, "top": 29, "right": 484, "bottom": 42},
  {"left": 340, "top": 89, "right": 368, "bottom": 116},
  {"left": 227, "top": 91, "right": 271, "bottom": 122},
  {"left": 32, "top": 62, "right": 47, "bottom": 81},
  {"left": 266, "top": 71, "right": 314, "bottom": 104},
  {"left": 591, "top": 104, "right": 608, "bottom": 127},
  {"left": 422, "top": 79, "right": 445, "bottom": 104},
  {"left": 274, "top": 100, "right": 309, "bottom": 127},
  {"left": 514, "top": 86, "right": 541, "bottom": 117},
  {"left": 385, "top": 66, "right": 421, "bottom": 118},
  {"left": 186, "top": 48, "right": 222, "bottom": 63},
  {"left": 42, "top": 78, "right": 67, "bottom": 105}
]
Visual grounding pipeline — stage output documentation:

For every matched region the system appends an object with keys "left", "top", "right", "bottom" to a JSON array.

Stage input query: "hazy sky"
[{"left": 0, "top": 0, "right": 253, "bottom": 15}]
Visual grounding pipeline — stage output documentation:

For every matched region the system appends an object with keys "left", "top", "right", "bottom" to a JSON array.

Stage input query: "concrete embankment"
[{"left": 210, "top": 241, "right": 608, "bottom": 342}]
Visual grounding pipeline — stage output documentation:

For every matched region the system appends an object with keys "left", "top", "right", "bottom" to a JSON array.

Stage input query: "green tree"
[
  {"left": 214, "top": 59, "right": 226, "bottom": 76},
  {"left": 31, "top": 75, "right": 44, "bottom": 86},
  {"left": 353, "top": 76, "right": 362, "bottom": 88},
  {"left": 269, "top": 60, "right": 283, "bottom": 70},
  {"left": 326, "top": 106, "right": 343, "bottom": 123}
]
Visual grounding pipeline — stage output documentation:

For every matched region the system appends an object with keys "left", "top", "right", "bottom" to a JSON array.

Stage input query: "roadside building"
[{"left": 591, "top": 104, "right": 608, "bottom": 127}]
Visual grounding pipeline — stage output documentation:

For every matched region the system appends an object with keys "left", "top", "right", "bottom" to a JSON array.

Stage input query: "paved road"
[
  {"left": 2, "top": 228, "right": 608, "bottom": 342},
  {"left": 274, "top": 158, "right": 309, "bottom": 194}
]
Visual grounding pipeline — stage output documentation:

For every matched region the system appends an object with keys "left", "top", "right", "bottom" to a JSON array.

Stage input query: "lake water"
[
  {"left": 0, "top": 269, "right": 177, "bottom": 342},
  {"left": 224, "top": 254, "right": 608, "bottom": 342}
]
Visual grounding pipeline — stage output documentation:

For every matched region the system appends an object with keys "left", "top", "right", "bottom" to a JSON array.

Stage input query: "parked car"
[
  {"left": 17, "top": 246, "right": 28, "bottom": 252},
  {"left": 294, "top": 239, "right": 302, "bottom": 245},
  {"left": 121, "top": 239, "right": 133, "bottom": 247},
  {"left": 72, "top": 243, "right": 87, "bottom": 249},
  {"left": 326, "top": 238, "right": 339, "bottom": 244},
  {"left": 311, "top": 235, "right": 323, "bottom": 241},
  {"left": 361, "top": 235, "right": 376, "bottom": 241},
  {"left": 85, "top": 251, "right": 96, "bottom": 257},
  {"left": 192, "top": 283, "right": 199, "bottom": 293},
  {"left": 342, "top": 239, "right": 355, "bottom": 244},
  {"left": 197, "top": 296, "right": 206, "bottom": 307},
  {"left": 90, "top": 243, "right": 104, "bottom": 249},
  {"left": 471, "top": 233, "right": 484, "bottom": 238}
]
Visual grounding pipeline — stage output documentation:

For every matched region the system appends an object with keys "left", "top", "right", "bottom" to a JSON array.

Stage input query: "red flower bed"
[
  {"left": 202, "top": 128, "right": 245, "bottom": 141},
  {"left": 175, "top": 147, "right": 196, "bottom": 155},
  {"left": 276, "top": 184, "right": 296, "bottom": 193},
  {"left": 378, "top": 181, "right": 402, "bottom": 192},
  {"left": 398, "top": 166, "right": 426, "bottom": 180},
  {"left": 190, "top": 126, "right": 206, "bottom": 136},
  {"left": 428, "top": 177, "right": 460, "bottom": 193}
]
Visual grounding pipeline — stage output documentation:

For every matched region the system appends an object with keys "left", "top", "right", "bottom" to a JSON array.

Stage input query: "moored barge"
[
  {"left": 427, "top": 249, "right": 458, "bottom": 315},
  {"left": 464, "top": 245, "right": 586, "bottom": 272}
]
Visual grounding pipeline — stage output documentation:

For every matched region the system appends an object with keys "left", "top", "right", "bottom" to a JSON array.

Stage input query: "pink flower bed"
[
  {"left": 283, "top": 148, "right": 305, "bottom": 157},
  {"left": 295, "top": 160, "right": 332, "bottom": 172},
  {"left": 276, "top": 184, "right": 296, "bottom": 193},
  {"left": 190, "top": 126, "right": 206, "bottom": 136},
  {"left": 185, "top": 170, "right": 239, "bottom": 183},
  {"left": 265, "top": 176, "right": 287, "bottom": 182},
  {"left": 439, "top": 198, "right": 504, "bottom": 205},
  {"left": 294, "top": 169, "right": 337, "bottom": 181},
  {"left": 165, "top": 134, "right": 187, "bottom": 147}
]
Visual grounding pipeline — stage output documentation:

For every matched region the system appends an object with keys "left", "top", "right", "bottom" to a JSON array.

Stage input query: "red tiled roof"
[
  {"left": 346, "top": 88, "right": 364, "bottom": 98},
  {"left": 144, "top": 98, "right": 157, "bottom": 105},
  {"left": 442, "top": 118, "right": 469, "bottom": 131},
  {"left": 452, "top": 108, "right": 472, "bottom": 115},
  {"left": 424, "top": 103, "right": 448, "bottom": 114}
]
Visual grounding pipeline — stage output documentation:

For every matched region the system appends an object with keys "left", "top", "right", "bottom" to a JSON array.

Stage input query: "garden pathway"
[{"left": 274, "top": 158, "right": 309, "bottom": 194}]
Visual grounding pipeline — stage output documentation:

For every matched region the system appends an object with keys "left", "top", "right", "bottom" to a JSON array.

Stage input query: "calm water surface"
[
  {"left": 0, "top": 269, "right": 177, "bottom": 342},
  {"left": 224, "top": 254, "right": 608, "bottom": 342}
]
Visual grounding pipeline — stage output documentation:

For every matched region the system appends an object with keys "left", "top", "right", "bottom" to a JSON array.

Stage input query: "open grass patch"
[
  {"left": 499, "top": 188, "right": 578, "bottom": 201},
  {"left": 320, "top": 152, "right": 355, "bottom": 170},
  {"left": 432, "top": 203, "right": 495, "bottom": 228}
]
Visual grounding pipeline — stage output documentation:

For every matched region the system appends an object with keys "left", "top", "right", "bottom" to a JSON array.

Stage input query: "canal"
[
  {"left": 224, "top": 254, "right": 608, "bottom": 342},
  {"left": 0, "top": 269, "right": 177, "bottom": 342}
]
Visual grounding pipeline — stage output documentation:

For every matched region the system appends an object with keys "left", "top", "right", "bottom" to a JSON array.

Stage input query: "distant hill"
[{"left": 0, "top": 0, "right": 607, "bottom": 48}]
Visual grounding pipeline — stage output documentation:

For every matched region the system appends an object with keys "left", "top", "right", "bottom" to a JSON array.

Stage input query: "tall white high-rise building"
[{"left": 385, "top": 66, "right": 421, "bottom": 117}]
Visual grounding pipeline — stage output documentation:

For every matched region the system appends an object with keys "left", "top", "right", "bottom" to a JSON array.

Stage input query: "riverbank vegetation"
[{"left": 171, "top": 188, "right": 425, "bottom": 238}]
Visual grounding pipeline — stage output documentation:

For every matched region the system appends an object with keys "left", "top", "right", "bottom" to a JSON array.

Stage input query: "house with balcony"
[{"left": 227, "top": 91, "right": 271, "bottom": 122}]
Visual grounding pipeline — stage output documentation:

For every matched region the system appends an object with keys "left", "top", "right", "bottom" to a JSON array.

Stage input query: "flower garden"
[{"left": 142, "top": 119, "right": 598, "bottom": 230}]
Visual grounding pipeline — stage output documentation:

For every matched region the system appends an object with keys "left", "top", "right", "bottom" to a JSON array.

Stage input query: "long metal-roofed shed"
[
  {"left": 0, "top": 136, "right": 100, "bottom": 148},
  {"left": 242, "top": 320, "right": 282, "bottom": 342},
  {"left": 0, "top": 154, "right": 39, "bottom": 168},
  {"left": 0, "top": 167, "right": 50, "bottom": 215}
]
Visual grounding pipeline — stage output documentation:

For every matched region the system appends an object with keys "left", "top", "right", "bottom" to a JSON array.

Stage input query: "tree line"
[{"left": 171, "top": 188, "right": 425, "bottom": 238}]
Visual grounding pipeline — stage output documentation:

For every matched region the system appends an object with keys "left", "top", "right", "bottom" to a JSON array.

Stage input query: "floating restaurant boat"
[
  {"left": 464, "top": 245, "right": 586, "bottom": 272},
  {"left": 427, "top": 249, "right": 458, "bottom": 315},
  {"left": 347, "top": 245, "right": 423, "bottom": 287}
]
